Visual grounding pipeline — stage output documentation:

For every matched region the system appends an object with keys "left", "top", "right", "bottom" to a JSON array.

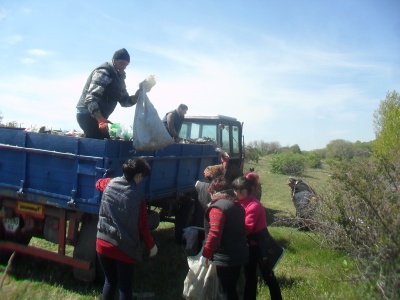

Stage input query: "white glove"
[
  {"left": 200, "top": 256, "right": 209, "bottom": 268},
  {"left": 149, "top": 244, "right": 158, "bottom": 257},
  {"left": 140, "top": 75, "right": 156, "bottom": 92}
]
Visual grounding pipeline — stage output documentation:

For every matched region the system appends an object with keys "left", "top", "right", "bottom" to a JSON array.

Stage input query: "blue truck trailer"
[{"left": 0, "top": 115, "right": 244, "bottom": 282}]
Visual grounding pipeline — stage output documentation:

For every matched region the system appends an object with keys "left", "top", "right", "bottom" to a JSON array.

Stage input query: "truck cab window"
[
  {"left": 180, "top": 123, "right": 217, "bottom": 142},
  {"left": 222, "top": 126, "right": 230, "bottom": 152},
  {"left": 232, "top": 125, "right": 240, "bottom": 154},
  {"left": 179, "top": 123, "right": 190, "bottom": 139},
  {"left": 201, "top": 124, "right": 217, "bottom": 140}
]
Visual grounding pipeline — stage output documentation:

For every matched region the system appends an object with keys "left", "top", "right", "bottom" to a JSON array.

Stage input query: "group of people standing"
[
  {"left": 94, "top": 156, "right": 282, "bottom": 300},
  {"left": 76, "top": 47, "right": 188, "bottom": 141},
  {"left": 79, "top": 48, "right": 281, "bottom": 300},
  {"left": 196, "top": 161, "right": 283, "bottom": 300}
]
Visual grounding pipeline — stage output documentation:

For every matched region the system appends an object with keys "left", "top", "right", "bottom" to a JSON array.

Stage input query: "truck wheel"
[
  {"left": 0, "top": 232, "right": 14, "bottom": 264},
  {"left": 73, "top": 216, "right": 98, "bottom": 283},
  {"left": 174, "top": 196, "right": 194, "bottom": 244},
  {"left": 148, "top": 210, "right": 160, "bottom": 231},
  {"left": 0, "top": 216, "right": 32, "bottom": 265}
]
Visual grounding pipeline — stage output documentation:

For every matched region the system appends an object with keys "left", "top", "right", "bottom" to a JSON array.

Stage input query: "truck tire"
[
  {"left": 73, "top": 216, "right": 98, "bottom": 283},
  {"left": 174, "top": 196, "right": 195, "bottom": 244},
  {"left": 148, "top": 210, "right": 160, "bottom": 231},
  {"left": 0, "top": 216, "right": 32, "bottom": 265},
  {"left": 0, "top": 221, "right": 14, "bottom": 264}
]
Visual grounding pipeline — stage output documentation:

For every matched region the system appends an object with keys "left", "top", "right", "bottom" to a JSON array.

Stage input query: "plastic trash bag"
[
  {"left": 132, "top": 79, "right": 174, "bottom": 151},
  {"left": 183, "top": 227, "right": 199, "bottom": 252},
  {"left": 183, "top": 227, "right": 205, "bottom": 256},
  {"left": 255, "top": 228, "right": 285, "bottom": 272},
  {"left": 182, "top": 251, "right": 223, "bottom": 300}
]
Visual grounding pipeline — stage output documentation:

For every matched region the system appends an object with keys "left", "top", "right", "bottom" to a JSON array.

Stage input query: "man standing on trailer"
[
  {"left": 162, "top": 104, "right": 188, "bottom": 142},
  {"left": 76, "top": 48, "right": 155, "bottom": 139}
]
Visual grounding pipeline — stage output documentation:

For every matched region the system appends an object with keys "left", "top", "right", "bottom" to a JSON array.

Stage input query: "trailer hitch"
[
  {"left": 103, "top": 168, "right": 115, "bottom": 178},
  {"left": 68, "top": 189, "right": 77, "bottom": 207},
  {"left": 17, "top": 180, "right": 25, "bottom": 197}
]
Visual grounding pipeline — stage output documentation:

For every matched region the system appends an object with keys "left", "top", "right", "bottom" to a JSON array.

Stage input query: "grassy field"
[{"left": 0, "top": 156, "right": 364, "bottom": 299}]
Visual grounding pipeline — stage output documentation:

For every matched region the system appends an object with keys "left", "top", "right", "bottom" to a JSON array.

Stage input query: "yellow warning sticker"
[{"left": 16, "top": 201, "right": 44, "bottom": 218}]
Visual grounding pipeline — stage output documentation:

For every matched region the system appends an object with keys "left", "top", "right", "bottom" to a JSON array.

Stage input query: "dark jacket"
[
  {"left": 195, "top": 180, "right": 212, "bottom": 211},
  {"left": 192, "top": 180, "right": 212, "bottom": 228},
  {"left": 162, "top": 109, "right": 184, "bottom": 138},
  {"left": 76, "top": 62, "right": 134, "bottom": 119},
  {"left": 97, "top": 176, "right": 143, "bottom": 261},
  {"left": 205, "top": 199, "right": 248, "bottom": 267}
]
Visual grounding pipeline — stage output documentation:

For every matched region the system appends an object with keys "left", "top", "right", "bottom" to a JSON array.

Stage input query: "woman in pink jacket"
[{"left": 232, "top": 173, "right": 283, "bottom": 300}]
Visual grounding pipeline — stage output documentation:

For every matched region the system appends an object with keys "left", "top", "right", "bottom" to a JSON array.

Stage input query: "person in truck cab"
[
  {"left": 76, "top": 48, "right": 155, "bottom": 139},
  {"left": 95, "top": 158, "right": 158, "bottom": 300},
  {"left": 162, "top": 104, "right": 188, "bottom": 142}
]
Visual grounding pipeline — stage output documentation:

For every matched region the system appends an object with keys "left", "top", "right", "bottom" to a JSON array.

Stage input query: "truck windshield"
[
  {"left": 180, "top": 123, "right": 217, "bottom": 141},
  {"left": 179, "top": 120, "right": 241, "bottom": 157}
]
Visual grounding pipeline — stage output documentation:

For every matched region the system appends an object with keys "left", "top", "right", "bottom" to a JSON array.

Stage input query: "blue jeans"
[{"left": 97, "top": 253, "right": 135, "bottom": 300}]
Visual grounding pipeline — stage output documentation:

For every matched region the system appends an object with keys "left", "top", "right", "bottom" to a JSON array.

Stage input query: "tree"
[
  {"left": 352, "top": 140, "right": 373, "bottom": 158},
  {"left": 289, "top": 144, "right": 301, "bottom": 154},
  {"left": 6, "top": 121, "right": 18, "bottom": 128},
  {"left": 326, "top": 139, "right": 355, "bottom": 160},
  {"left": 267, "top": 141, "right": 281, "bottom": 154},
  {"left": 244, "top": 145, "right": 261, "bottom": 163},
  {"left": 317, "top": 90, "right": 400, "bottom": 298},
  {"left": 373, "top": 90, "right": 400, "bottom": 160}
]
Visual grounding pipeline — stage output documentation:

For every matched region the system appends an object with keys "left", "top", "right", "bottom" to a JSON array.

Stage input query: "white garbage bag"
[
  {"left": 132, "top": 78, "right": 174, "bottom": 151},
  {"left": 182, "top": 250, "right": 223, "bottom": 300}
]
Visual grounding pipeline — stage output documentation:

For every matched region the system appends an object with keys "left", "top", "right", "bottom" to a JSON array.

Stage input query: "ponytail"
[
  {"left": 233, "top": 172, "right": 260, "bottom": 196},
  {"left": 245, "top": 172, "right": 259, "bottom": 187}
]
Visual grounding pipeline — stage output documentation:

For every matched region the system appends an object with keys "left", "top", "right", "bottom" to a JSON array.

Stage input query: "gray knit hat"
[{"left": 112, "top": 48, "right": 130, "bottom": 62}]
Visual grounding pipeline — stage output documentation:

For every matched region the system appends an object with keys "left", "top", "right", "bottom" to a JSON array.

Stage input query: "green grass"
[
  {"left": 263, "top": 227, "right": 362, "bottom": 300},
  {"left": 0, "top": 156, "right": 364, "bottom": 299},
  {"left": 247, "top": 156, "right": 331, "bottom": 217}
]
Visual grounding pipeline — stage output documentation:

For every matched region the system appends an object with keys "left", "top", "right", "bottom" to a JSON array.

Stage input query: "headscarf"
[{"left": 204, "top": 165, "right": 225, "bottom": 179}]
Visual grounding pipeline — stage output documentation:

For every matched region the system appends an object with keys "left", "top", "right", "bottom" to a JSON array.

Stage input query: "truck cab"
[{"left": 179, "top": 115, "right": 244, "bottom": 169}]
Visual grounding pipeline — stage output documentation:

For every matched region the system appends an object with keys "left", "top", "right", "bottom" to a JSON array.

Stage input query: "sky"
[{"left": 0, "top": 0, "right": 399, "bottom": 151}]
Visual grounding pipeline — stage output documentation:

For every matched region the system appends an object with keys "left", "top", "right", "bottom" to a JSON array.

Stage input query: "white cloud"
[
  {"left": 19, "top": 49, "right": 54, "bottom": 64},
  {"left": 0, "top": 74, "right": 85, "bottom": 130},
  {"left": 21, "top": 8, "right": 32, "bottom": 14},
  {"left": 20, "top": 57, "right": 36, "bottom": 64},
  {"left": 0, "top": 7, "right": 7, "bottom": 20},
  {"left": 26, "top": 49, "right": 52, "bottom": 57},
  {"left": 2, "top": 35, "right": 23, "bottom": 45}
]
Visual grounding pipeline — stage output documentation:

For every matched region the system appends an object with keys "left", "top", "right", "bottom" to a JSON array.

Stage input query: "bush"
[
  {"left": 270, "top": 152, "right": 305, "bottom": 176},
  {"left": 316, "top": 157, "right": 400, "bottom": 299},
  {"left": 303, "top": 152, "right": 322, "bottom": 169},
  {"left": 244, "top": 145, "right": 261, "bottom": 163}
]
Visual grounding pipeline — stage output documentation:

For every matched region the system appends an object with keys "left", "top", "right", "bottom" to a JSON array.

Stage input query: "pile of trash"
[
  {"left": 108, "top": 123, "right": 133, "bottom": 140},
  {"left": 24, "top": 126, "right": 84, "bottom": 137},
  {"left": 179, "top": 137, "right": 218, "bottom": 146},
  {"left": 22, "top": 125, "right": 218, "bottom": 146},
  {"left": 23, "top": 124, "right": 133, "bottom": 140}
]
